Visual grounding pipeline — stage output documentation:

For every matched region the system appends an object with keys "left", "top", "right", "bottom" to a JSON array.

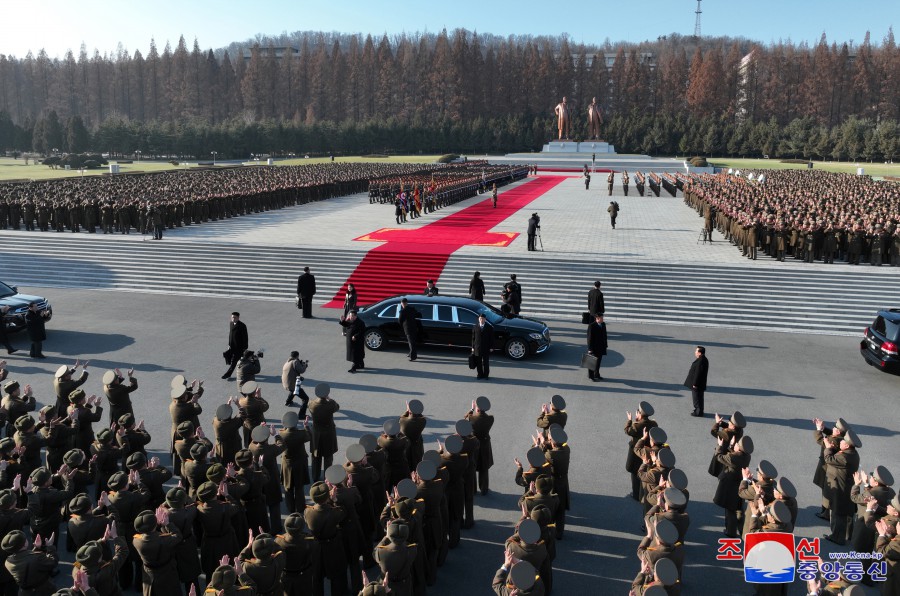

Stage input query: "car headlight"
[{"left": 529, "top": 333, "right": 544, "bottom": 341}]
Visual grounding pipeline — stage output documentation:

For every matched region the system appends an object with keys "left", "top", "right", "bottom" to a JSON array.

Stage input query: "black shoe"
[
  {"left": 348, "top": 368, "right": 357, "bottom": 373},
  {"left": 285, "top": 400, "right": 294, "bottom": 407},
  {"left": 588, "top": 373, "right": 595, "bottom": 380},
  {"left": 476, "top": 375, "right": 485, "bottom": 379},
  {"left": 221, "top": 373, "right": 230, "bottom": 379},
  {"left": 823, "top": 534, "right": 845, "bottom": 546},
  {"left": 7, "top": 349, "right": 17, "bottom": 355},
  {"left": 815, "top": 511, "right": 830, "bottom": 520},
  {"left": 690, "top": 411, "right": 701, "bottom": 417}
]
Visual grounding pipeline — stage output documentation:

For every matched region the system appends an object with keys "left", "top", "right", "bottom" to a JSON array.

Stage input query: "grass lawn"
[
  {"left": 0, "top": 155, "right": 445, "bottom": 182},
  {"left": 707, "top": 157, "right": 900, "bottom": 178}
]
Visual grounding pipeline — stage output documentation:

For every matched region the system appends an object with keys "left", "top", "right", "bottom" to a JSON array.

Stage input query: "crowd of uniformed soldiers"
[
  {"left": 368, "top": 165, "right": 528, "bottom": 223},
  {"left": 0, "top": 163, "right": 455, "bottom": 235},
  {"left": 684, "top": 170, "right": 900, "bottom": 265}
]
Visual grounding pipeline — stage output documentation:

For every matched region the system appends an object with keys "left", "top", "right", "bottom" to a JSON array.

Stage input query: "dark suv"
[
  {"left": 860, "top": 309, "right": 900, "bottom": 373},
  {"left": 356, "top": 294, "right": 551, "bottom": 360},
  {"left": 0, "top": 281, "right": 53, "bottom": 333}
]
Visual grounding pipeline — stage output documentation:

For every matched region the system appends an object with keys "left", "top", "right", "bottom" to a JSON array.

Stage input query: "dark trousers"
[
  {"left": 610, "top": 215, "right": 617, "bottom": 228},
  {"left": 463, "top": 469, "right": 476, "bottom": 527},
  {"left": 0, "top": 328, "right": 13, "bottom": 353},
  {"left": 405, "top": 330, "right": 417, "bottom": 359},
  {"left": 224, "top": 349, "right": 241, "bottom": 377},
  {"left": 311, "top": 455, "right": 333, "bottom": 482},
  {"left": 284, "top": 480, "right": 306, "bottom": 514},
  {"left": 268, "top": 502, "right": 283, "bottom": 533},
  {"left": 153, "top": 224, "right": 164, "bottom": 239},
  {"left": 300, "top": 294, "right": 313, "bottom": 318},
  {"left": 725, "top": 508, "right": 740, "bottom": 536},
  {"left": 588, "top": 355, "right": 603, "bottom": 378},
  {"left": 29, "top": 340, "right": 43, "bottom": 357},
  {"left": 527, "top": 233, "right": 536, "bottom": 251},
  {"left": 475, "top": 354, "right": 490, "bottom": 379},
  {"left": 692, "top": 388, "right": 705, "bottom": 414},
  {"left": 477, "top": 467, "right": 490, "bottom": 494}
]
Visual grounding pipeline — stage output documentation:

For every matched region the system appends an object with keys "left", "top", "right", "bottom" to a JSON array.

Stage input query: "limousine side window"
[
  {"left": 379, "top": 304, "right": 399, "bottom": 318},
  {"left": 456, "top": 308, "right": 479, "bottom": 325},
  {"left": 411, "top": 304, "right": 435, "bottom": 321},
  {"left": 436, "top": 305, "right": 454, "bottom": 322}
]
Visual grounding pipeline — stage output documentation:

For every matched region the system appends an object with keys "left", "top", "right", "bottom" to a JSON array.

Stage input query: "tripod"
[
  {"left": 537, "top": 230, "right": 544, "bottom": 252},
  {"left": 697, "top": 227, "right": 709, "bottom": 244}
]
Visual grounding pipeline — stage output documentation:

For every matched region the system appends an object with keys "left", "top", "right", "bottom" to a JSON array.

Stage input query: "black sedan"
[
  {"left": 0, "top": 281, "right": 53, "bottom": 333},
  {"left": 356, "top": 294, "right": 551, "bottom": 360}
]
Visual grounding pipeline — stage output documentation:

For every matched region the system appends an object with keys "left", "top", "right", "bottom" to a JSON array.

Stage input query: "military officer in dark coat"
[
  {"left": 684, "top": 346, "right": 709, "bottom": 417},
  {"left": 275, "top": 513, "right": 315, "bottom": 596},
  {"left": 399, "top": 400, "right": 427, "bottom": 472},
  {"left": 102, "top": 369, "right": 138, "bottom": 425},
  {"left": 195, "top": 481, "right": 242, "bottom": 581},
  {"left": 132, "top": 508, "right": 183, "bottom": 596},
  {"left": 625, "top": 402, "right": 658, "bottom": 501},
  {"left": 304, "top": 482, "right": 348, "bottom": 596},
  {"left": 238, "top": 534, "right": 286, "bottom": 596},
  {"left": 492, "top": 557, "right": 544, "bottom": 596},
  {"left": 823, "top": 429, "right": 861, "bottom": 545},
  {"left": 586, "top": 313, "right": 608, "bottom": 381},
  {"left": 53, "top": 363, "right": 89, "bottom": 419},
  {"left": 375, "top": 520, "right": 418, "bottom": 596},
  {"left": 280, "top": 411, "right": 311, "bottom": 514},
  {"left": 813, "top": 417, "right": 850, "bottom": 521},
  {"left": 213, "top": 402, "right": 242, "bottom": 466},
  {"left": 714, "top": 436, "right": 753, "bottom": 538},
  {"left": 308, "top": 384, "right": 339, "bottom": 483},
  {"left": 2, "top": 530, "right": 58, "bottom": 596},
  {"left": 161, "top": 487, "right": 202, "bottom": 595},
  {"left": 339, "top": 311, "right": 366, "bottom": 373}
]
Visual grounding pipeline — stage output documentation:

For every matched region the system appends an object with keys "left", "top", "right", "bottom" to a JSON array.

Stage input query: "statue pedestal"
[{"left": 541, "top": 140, "right": 616, "bottom": 154}]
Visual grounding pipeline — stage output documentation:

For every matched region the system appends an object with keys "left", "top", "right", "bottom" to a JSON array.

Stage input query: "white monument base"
[{"left": 542, "top": 140, "right": 616, "bottom": 154}]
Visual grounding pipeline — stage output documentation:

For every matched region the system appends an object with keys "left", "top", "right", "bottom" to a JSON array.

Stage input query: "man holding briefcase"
[{"left": 586, "top": 313, "right": 608, "bottom": 381}]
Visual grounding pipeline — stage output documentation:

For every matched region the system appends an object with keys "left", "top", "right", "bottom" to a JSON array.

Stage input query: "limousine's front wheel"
[
  {"left": 505, "top": 338, "right": 528, "bottom": 360},
  {"left": 365, "top": 329, "right": 386, "bottom": 350}
]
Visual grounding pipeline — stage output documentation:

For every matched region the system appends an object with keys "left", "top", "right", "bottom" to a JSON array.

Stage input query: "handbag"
[
  {"left": 580, "top": 353, "right": 598, "bottom": 370},
  {"left": 468, "top": 354, "right": 478, "bottom": 370},
  {"left": 581, "top": 312, "right": 591, "bottom": 325}
]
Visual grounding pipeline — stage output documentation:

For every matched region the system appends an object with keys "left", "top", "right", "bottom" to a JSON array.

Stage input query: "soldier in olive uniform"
[
  {"left": 102, "top": 369, "right": 137, "bottom": 424},
  {"left": 132, "top": 509, "right": 182, "bottom": 596},
  {"left": 195, "top": 481, "right": 242, "bottom": 582},
  {"left": 492, "top": 557, "right": 544, "bottom": 596},
  {"left": 625, "top": 401, "right": 658, "bottom": 502},
  {"left": 536, "top": 395, "right": 567, "bottom": 435},
  {"left": 850, "top": 466, "right": 895, "bottom": 554},
  {"left": 238, "top": 382, "right": 268, "bottom": 448},
  {"left": 375, "top": 520, "right": 418, "bottom": 596},
  {"left": 27, "top": 467, "right": 74, "bottom": 542},
  {"left": 213, "top": 402, "right": 242, "bottom": 466},
  {"left": 738, "top": 459, "right": 778, "bottom": 537},
  {"left": 378, "top": 419, "right": 410, "bottom": 489},
  {"left": 504, "top": 519, "right": 551, "bottom": 594},
  {"left": 399, "top": 400, "right": 427, "bottom": 472},
  {"left": 238, "top": 534, "right": 286, "bottom": 596},
  {"left": 161, "top": 487, "right": 201, "bottom": 595},
  {"left": 280, "top": 412, "right": 311, "bottom": 515},
  {"left": 275, "top": 513, "right": 315, "bottom": 596},
  {"left": 72, "top": 527, "right": 129, "bottom": 596},
  {"left": 823, "top": 428, "right": 861, "bottom": 545},
  {"left": 454, "top": 419, "right": 479, "bottom": 530},
  {"left": 308, "top": 384, "right": 339, "bottom": 483},
  {"left": 53, "top": 363, "right": 89, "bottom": 420},
  {"left": 713, "top": 436, "right": 753, "bottom": 538},
  {"left": 2, "top": 530, "right": 58, "bottom": 596},
  {"left": 249, "top": 424, "right": 285, "bottom": 533},
  {"left": 465, "top": 396, "right": 494, "bottom": 496},
  {"left": 813, "top": 417, "right": 849, "bottom": 521},
  {"left": 304, "top": 481, "right": 348, "bottom": 596}
]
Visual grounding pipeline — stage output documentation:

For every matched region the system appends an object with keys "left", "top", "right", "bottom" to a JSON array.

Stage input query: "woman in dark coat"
[
  {"left": 468, "top": 272, "right": 485, "bottom": 301},
  {"left": 339, "top": 311, "right": 366, "bottom": 373},
  {"left": 342, "top": 284, "right": 358, "bottom": 318}
]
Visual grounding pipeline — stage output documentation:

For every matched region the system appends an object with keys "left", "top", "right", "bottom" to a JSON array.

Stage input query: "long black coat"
[
  {"left": 587, "top": 321, "right": 608, "bottom": 355},
  {"left": 25, "top": 310, "right": 47, "bottom": 342},
  {"left": 471, "top": 322, "right": 494, "bottom": 356},
  {"left": 684, "top": 355, "right": 709, "bottom": 391},
  {"left": 587, "top": 288, "right": 605, "bottom": 315},
  {"left": 468, "top": 277, "right": 485, "bottom": 301},
  {"left": 229, "top": 320, "right": 249, "bottom": 352},
  {"left": 341, "top": 318, "right": 366, "bottom": 362},
  {"left": 297, "top": 272, "right": 316, "bottom": 297}
]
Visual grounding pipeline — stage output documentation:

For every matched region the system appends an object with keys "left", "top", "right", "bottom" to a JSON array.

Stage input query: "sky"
[{"left": 1, "top": 0, "right": 896, "bottom": 59}]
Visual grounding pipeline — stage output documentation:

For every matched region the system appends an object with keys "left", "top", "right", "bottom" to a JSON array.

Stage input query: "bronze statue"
[
  {"left": 554, "top": 97, "right": 570, "bottom": 140},
  {"left": 587, "top": 97, "right": 604, "bottom": 140}
]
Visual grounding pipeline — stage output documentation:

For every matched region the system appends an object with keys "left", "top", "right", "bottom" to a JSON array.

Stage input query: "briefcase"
[
  {"left": 580, "top": 353, "right": 598, "bottom": 370},
  {"left": 581, "top": 312, "right": 591, "bottom": 324},
  {"left": 468, "top": 354, "right": 478, "bottom": 370}
]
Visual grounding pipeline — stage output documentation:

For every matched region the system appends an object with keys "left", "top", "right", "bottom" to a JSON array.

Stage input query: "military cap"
[
  {"left": 197, "top": 481, "right": 218, "bottom": 502},
  {"left": 0, "top": 490, "right": 17, "bottom": 509},
  {"left": 209, "top": 566, "right": 237, "bottom": 590},
  {"left": 30, "top": 468, "right": 51, "bottom": 486},
  {"left": 359, "top": 434, "right": 379, "bottom": 453},
  {"left": 387, "top": 520, "right": 410, "bottom": 542},
  {"left": 166, "top": 487, "right": 188, "bottom": 508},
  {"left": 768, "top": 499, "right": 790, "bottom": 523},
  {"left": 55, "top": 365, "right": 71, "bottom": 379},
  {"left": 76, "top": 542, "right": 103, "bottom": 567},
  {"left": 240, "top": 381, "right": 258, "bottom": 396},
  {"left": 549, "top": 427, "right": 568, "bottom": 445},
  {"left": 730, "top": 411, "right": 746, "bottom": 428},
  {"left": 133, "top": 510, "right": 157, "bottom": 534},
  {"left": 383, "top": 419, "right": 400, "bottom": 436},
  {"left": 662, "top": 487, "right": 687, "bottom": 509},
  {"left": 638, "top": 401, "right": 654, "bottom": 416},
  {"left": 835, "top": 417, "right": 850, "bottom": 431},
  {"left": 455, "top": 419, "right": 473, "bottom": 437},
  {"left": 170, "top": 386, "right": 187, "bottom": 400},
  {"left": 775, "top": 477, "right": 797, "bottom": 499},
  {"left": 654, "top": 557, "right": 678, "bottom": 586},
  {"left": 407, "top": 399, "right": 424, "bottom": 415},
  {"left": 171, "top": 374, "right": 187, "bottom": 388},
  {"left": 0, "top": 438, "right": 14, "bottom": 453},
  {"left": 234, "top": 449, "right": 254, "bottom": 467},
  {"left": 118, "top": 413, "right": 135, "bottom": 428},
  {"left": 550, "top": 395, "right": 566, "bottom": 410},
  {"left": 892, "top": 495, "right": 900, "bottom": 511},
  {"left": 96, "top": 428, "right": 114, "bottom": 444},
  {"left": 517, "top": 519, "right": 541, "bottom": 544},
  {"left": 309, "top": 481, "right": 329, "bottom": 504},
  {"left": 190, "top": 442, "right": 209, "bottom": 459},
  {"left": 314, "top": 383, "right": 330, "bottom": 398},
  {"left": 416, "top": 460, "right": 437, "bottom": 481},
  {"left": 39, "top": 405, "right": 54, "bottom": 418},
  {"left": 252, "top": 536, "right": 276, "bottom": 559},
  {"left": 657, "top": 448, "right": 676, "bottom": 468},
  {"left": 873, "top": 466, "right": 894, "bottom": 487},
  {"left": 63, "top": 448, "right": 85, "bottom": 467},
  {"left": 509, "top": 561, "right": 537, "bottom": 590},
  {"left": 284, "top": 513, "right": 305, "bottom": 533},
  {"left": 526, "top": 447, "right": 545, "bottom": 468},
  {"left": 282, "top": 411, "right": 299, "bottom": 428},
  {"left": 396, "top": 478, "right": 418, "bottom": 500},
  {"left": 391, "top": 498, "right": 414, "bottom": 521},
  {"left": 654, "top": 518, "right": 678, "bottom": 545},
  {"left": 648, "top": 427, "right": 667, "bottom": 444},
  {"left": 535, "top": 476, "right": 553, "bottom": 493},
  {"left": 737, "top": 436, "right": 754, "bottom": 454},
  {"left": 475, "top": 396, "right": 491, "bottom": 411},
  {"left": 68, "top": 388, "right": 86, "bottom": 403},
  {"left": 2, "top": 380, "right": 19, "bottom": 394},
  {"left": 757, "top": 459, "right": 778, "bottom": 480},
  {"left": 1, "top": 530, "right": 26, "bottom": 553},
  {"left": 14, "top": 415, "right": 35, "bottom": 432},
  {"left": 325, "top": 465, "right": 348, "bottom": 485},
  {"left": 102, "top": 370, "right": 117, "bottom": 385},
  {"left": 125, "top": 452, "right": 147, "bottom": 470},
  {"left": 346, "top": 444, "right": 366, "bottom": 464},
  {"left": 107, "top": 471, "right": 129, "bottom": 490},
  {"left": 206, "top": 464, "right": 225, "bottom": 483},
  {"left": 668, "top": 468, "right": 688, "bottom": 491},
  {"left": 444, "top": 435, "right": 463, "bottom": 454},
  {"left": 216, "top": 404, "right": 233, "bottom": 421},
  {"left": 251, "top": 425, "right": 269, "bottom": 443},
  {"left": 422, "top": 450, "right": 441, "bottom": 465},
  {"left": 843, "top": 429, "right": 861, "bottom": 448},
  {"left": 176, "top": 421, "right": 195, "bottom": 438},
  {"left": 530, "top": 504, "right": 552, "bottom": 526}
]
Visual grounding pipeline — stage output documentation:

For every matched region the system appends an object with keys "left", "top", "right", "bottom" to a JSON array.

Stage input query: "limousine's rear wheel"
[
  {"left": 365, "top": 329, "right": 386, "bottom": 350},
  {"left": 505, "top": 338, "right": 528, "bottom": 360}
]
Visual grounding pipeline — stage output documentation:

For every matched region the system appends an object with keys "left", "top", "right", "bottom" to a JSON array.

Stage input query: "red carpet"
[{"left": 324, "top": 176, "right": 567, "bottom": 307}]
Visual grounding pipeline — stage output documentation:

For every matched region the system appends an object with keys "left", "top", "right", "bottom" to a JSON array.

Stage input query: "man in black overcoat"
[
  {"left": 587, "top": 281, "right": 605, "bottom": 316},
  {"left": 24, "top": 302, "right": 49, "bottom": 359},
  {"left": 586, "top": 314, "right": 608, "bottom": 381},
  {"left": 471, "top": 313, "right": 494, "bottom": 380},
  {"left": 296, "top": 266, "right": 317, "bottom": 319},
  {"left": 399, "top": 298, "right": 421, "bottom": 361},
  {"left": 340, "top": 310, "right": 366, "bottom": 373},
  {"left": 222, "top": 312, "right": 249, "bottom": 379},
  {"left": 684, "top": 346, "right": 710, "bottom": 417}
]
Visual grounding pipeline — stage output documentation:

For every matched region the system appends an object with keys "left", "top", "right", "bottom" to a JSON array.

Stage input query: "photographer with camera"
[
  {"left": 236, "top": 349, "right": 263, "bottom": 392},
  {"left": 527, "top": 213, "right": 540, "bottom": 251},
  {"left": 282, "top": 351, "right": 309, "bottom": 412}
]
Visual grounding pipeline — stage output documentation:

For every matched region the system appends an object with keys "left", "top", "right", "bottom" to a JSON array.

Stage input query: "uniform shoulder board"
[{"left": 408, "top": 543, "right": 417, "bottom": 547}]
